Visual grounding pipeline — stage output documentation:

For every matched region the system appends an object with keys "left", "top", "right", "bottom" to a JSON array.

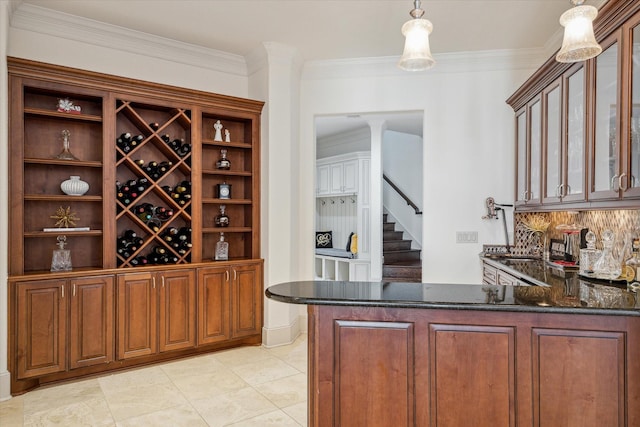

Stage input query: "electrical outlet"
[{"left": 456, "top": 231, "right": 478, "bottom": 244}]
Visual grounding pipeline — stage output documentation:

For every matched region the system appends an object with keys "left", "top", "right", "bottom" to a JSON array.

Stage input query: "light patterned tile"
[
  {"left": 115, "top": 403, "right": 207, "bottom": 427},
  {"left": 213, "top": 345, "right": 272, "bottom": 368},
  {"left": 226, "top": 409, "right": 302, "bottom": 426},
  {"left": 0, "top": 394, "right": 25, "bottom": 426},
  {"left": 103, "top": 382, "right": 187, "bottom": 421},
  {"left": 190, "top": 387, "right": 277, "bottom": 427},
  {"left": 282, "top": 401, "right": 308, "bottom": 427},
  {"left": 169, "top": 367, "right": 248, "bottom": 401},
  {"left": 98, "top": 366, "right": 171, "bottom": 396},
  {"left": 231, "top": 356, "right": 300, "bottom": 386},
  {"left": 254, "top": 373, "right": 307, "bottom": 408},
  {"left": 23, "top": 396, "right": 115, "bottom": 427},
  {"left": 23, "top": 378, "right": 103, "bottom": 415},
  {"left": 160, "top": 353, "right": 227, "bottom": 379}
]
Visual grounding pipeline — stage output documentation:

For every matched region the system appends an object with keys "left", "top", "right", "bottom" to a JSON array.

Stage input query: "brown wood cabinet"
[
  {"left": 118, "top": 269, "right": 195, "bottom": 360},
  {"left": 8, "top": 57, "right": 264, "bottom": 394},
  {"left": 197, "top": 260, "right": 263, "bottom": 345},
  {"left": 308, "top": 304, "right": 640, "bottom": 427},
  {"left": 507, "top": 0, "right": 640, "bottom": 211},
  {"left": 15, "top": 275, "right": 114, "bottom": 379}
]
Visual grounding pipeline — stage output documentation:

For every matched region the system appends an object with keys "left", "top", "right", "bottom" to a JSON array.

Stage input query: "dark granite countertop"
[{"left": 266, "top": 277, "right": 640, "bottom": 316}]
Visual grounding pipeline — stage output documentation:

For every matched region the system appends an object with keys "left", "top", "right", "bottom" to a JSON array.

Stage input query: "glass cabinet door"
[
  {"left": 544, "top": 82, "right": 562, "bottom": 203},
  {"left": 515, "top": 109, "right": 527, "bottom": 205},
  {"left": 564, "top": 66, "right": 586, "bottom": 201},
  {"left": 529, "top": 98, "right": 541, "bottom": 204},
  {"left": 591, "top": 38, "right": 621, "bottom": 199},
  {"left": 626, "top": 20, "right": 640, "bottom": 197}
]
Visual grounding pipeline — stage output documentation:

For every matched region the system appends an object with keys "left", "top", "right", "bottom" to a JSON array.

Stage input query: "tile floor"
[{"left": 0, "top": 334, "right": 308, "bottom": 426}]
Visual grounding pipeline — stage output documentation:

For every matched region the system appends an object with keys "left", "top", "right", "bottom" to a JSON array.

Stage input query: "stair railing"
[{"left": 383, "top": 174, "right": 422, "bottom": 215}]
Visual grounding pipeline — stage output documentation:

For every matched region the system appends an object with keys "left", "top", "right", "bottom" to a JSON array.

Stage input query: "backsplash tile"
[{"left": 513, "top": 209, "right": 640, "bottom": 255}]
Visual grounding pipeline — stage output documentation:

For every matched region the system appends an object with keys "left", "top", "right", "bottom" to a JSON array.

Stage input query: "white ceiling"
[
  {"left": 14, "top": 0, "right": 607, "bottom": 61},
  {"left": 11, "top": 0, "right": 608, "bottom": 139}
]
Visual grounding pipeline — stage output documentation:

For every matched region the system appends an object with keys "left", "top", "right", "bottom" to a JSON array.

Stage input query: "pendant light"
[
  {"left": 398, "top": 0, "right": 435, "bottom": 71},
  {"left": 556, "top": 0, "right": 602, "bottom": 63}
]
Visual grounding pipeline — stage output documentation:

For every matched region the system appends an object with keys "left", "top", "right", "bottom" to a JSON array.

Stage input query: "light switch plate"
[{"left": 456, "top": 231, "right": 478, "bottom": 244}]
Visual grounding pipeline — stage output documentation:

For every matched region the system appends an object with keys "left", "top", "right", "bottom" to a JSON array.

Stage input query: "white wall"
[
  {"left": 383, "top": 130, "right": 423, "bottom": 248},
  {"left": 298, "top": 54, "right": 540, "bottom": 284}
]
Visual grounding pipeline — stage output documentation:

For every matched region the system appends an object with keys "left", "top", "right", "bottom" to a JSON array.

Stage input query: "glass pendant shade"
[
  {"left": 556, "top": 4, "right": 602, "bottom": 63},
  {"left": 398, "top": 18, "right": 435, "bottom": 71}
]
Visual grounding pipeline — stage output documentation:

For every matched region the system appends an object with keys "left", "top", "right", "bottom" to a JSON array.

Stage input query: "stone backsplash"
[{"left": 513, "top": 209, "right": 640, "bottom": 256}]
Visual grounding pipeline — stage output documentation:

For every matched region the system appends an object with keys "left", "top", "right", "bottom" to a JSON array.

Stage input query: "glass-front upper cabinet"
[
  {"left": 515, "top": 108, "right": 528, "bottom": 205},
  {"left": 515, "top": 97, "right": 542, "bottom": 207},
  {"left": 543, "top": 80, "right": 562, "bottom": 204},
  {"left": 589, "top": 34, "right": 622, "bottom": 201},
  {"left": 563, "top": 64, "right": 586, "bottom": 202},
  {"left": 621, "top": 13, "right": 640, "bottom": 199}
]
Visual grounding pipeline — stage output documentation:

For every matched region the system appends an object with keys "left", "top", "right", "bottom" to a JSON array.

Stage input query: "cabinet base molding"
[{"left": 10, "top": 334, "right": 261, "bottom": 396}]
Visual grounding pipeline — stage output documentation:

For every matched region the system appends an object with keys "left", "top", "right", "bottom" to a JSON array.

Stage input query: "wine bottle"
[
  {"left": 176, "top": 142, "right": 191, "bottom": 157},
  {"left": 149, "top": 122, "right": 159, "bottom": 131},
  {"left": 134, "top": 159, "right": 145, "bottom": 167}
]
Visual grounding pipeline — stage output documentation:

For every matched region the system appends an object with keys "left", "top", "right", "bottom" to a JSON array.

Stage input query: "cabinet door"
[
  {"left": 15, "top": 280, "right": 67, "bottom": 379},
  {"left": 563, "top": 64, "right": 587, "bottom": 202},
  {"left": 117, "top": 272, "right": 157, "bottom": 360},
  {"left": 69, "top": 275, "right": 114, "bottom": 369},
  {"left": 529, "top": 97, "right": 542, "bottom": 204},
  {"left": 329, "top": 163, "right": 344, "bottom": 194},
  {"left": 590, "top": 35, "right": 622, "bottom": 201},
  {"left": 316, "top": 164, "right": 330, "bottom": 195},
  {"left": 515, "top": 109, "right": 528, "bottom": 205},
  {"left": 622, "top": 15, "right": 640, "bottom": 199},
  {"left": 543, "top": 81, "right": 563, "bottom": 204},
  {"left": 197, "top": 266, "right": 231, "bottom": 345},
  {"left": 158, "top": 270, "right": 196, "bottom": 352},
  {"left": 342, "top": 160, "right": 358, "bottom": 193},
  {"left": 231, "top": 262, "right": 263, "bottom": 338}
]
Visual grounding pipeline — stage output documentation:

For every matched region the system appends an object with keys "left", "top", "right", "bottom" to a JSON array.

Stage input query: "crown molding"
[
  {"left": 10, "top": 3, "right": 248, "bottom": 76},
  {"left": 303, "top": 48, "right": 548, "bottom": 80}
]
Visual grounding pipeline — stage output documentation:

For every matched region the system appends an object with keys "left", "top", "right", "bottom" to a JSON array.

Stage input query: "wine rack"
[
  {"left": 115, "top": 100, "right": 193, "bottom": 267},
  {"left": 9, "top": 57, "right": 263, "bottom": 276}
]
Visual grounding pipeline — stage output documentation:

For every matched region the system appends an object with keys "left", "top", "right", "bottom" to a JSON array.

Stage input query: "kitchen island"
[{"left": 266, "top": 280, "right": 640, "bottom": 427}]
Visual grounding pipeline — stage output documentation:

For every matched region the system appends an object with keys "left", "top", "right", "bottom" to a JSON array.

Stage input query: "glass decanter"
[
  {"left": 51, "top": 235, "right": 72, "bottom": 271},
  {"left": 216, "top": 149, "right": 231, "bottom": 170},
  {"left": 215, "top": 204, "right": 229, "bottom": 227},
  {"left": 579, "top": 230, "right": 601, "bottom": 276},
  {"left": 593, "top": 229, "right": 621, "bottom": 280},
  {"left": 55, "top": 129, "right": 79, "bottom": 160},
  {"left": 214, "top": 233, "right": 229, "bottom": 261}
]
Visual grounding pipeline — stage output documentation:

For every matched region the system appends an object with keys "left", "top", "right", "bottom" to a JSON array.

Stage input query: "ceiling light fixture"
[
  {"left": 398, "top": 0, "right": 435, "bottom": 71},
  {"left": 556, "top": 0, "right": 602, "bottom": 63}
]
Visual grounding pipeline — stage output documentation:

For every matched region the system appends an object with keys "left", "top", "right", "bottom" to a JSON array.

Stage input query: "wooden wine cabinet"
[{"left": 7, "top": 57, "right": 264, "bottom": 394}]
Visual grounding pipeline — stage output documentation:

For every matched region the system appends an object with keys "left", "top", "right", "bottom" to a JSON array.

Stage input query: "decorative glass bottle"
[
  {"left": 216, "top": 149, "right": 231, "bottom": 170},
  {"left": 579, "top": 230, "right": 601, "bottom": 276},
  {"left": 215, "top": 205, "right": 229, "bottom": 227},
  {"left": 55, "top": 129, "right": 79, "bottom": 160},
  {"left": 593, "top": 229, "right": 621, "bottom": 280},
  {"left": 214, "top": 233, "right": 229, "bottom": 261},
  {"left": 51, "top": 235, "right": 72, "bottom": 271}
]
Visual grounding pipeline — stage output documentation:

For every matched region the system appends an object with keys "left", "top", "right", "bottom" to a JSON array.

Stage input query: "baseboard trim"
[
  {"left": 0, "top": 370, "right": 11, "bottom": 401},
  {"left": 262, "top": 316, "right": 302, "bottom": 348}
]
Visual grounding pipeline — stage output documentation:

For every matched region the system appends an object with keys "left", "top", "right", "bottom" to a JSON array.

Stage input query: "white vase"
[{"left": 61, "top": 175, "right": 89, "bottom": 196}]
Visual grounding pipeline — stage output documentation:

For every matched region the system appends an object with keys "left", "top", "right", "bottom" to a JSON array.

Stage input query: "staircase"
[{"left": 382, "top": 213, "right": 422, "bottom": 282}]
